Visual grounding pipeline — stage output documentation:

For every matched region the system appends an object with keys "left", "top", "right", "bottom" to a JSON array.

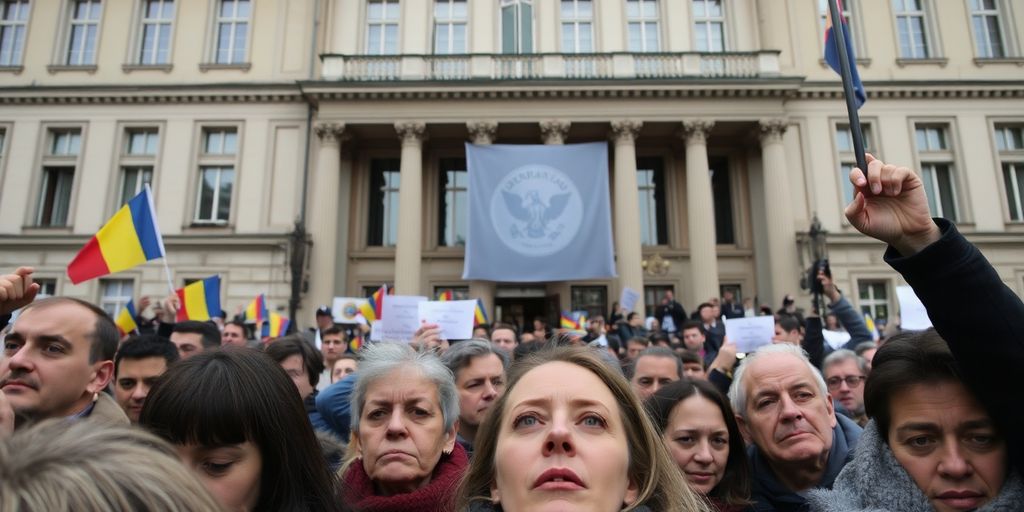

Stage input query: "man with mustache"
[
  {"left": 729, "top": 343, "right": 861, "bottom": 511},
  {"left": 1, "top": 280, "right": 128, "bottom": 434}
]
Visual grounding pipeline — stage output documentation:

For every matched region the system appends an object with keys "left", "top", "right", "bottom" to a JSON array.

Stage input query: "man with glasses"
[{"left": 822, "top": 349, "right": 869, "bottom": 427}]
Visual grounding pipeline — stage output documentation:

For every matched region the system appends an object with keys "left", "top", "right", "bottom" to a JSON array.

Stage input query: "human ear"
[
  {"left": 443, "top": 419, "right": 459, "bottom": 453},
  {"left": 623, "top": 478, "right": 639, "bottom": 506},
  {"left": 87, "top": 360, "right": 114, "bottom": 394}
]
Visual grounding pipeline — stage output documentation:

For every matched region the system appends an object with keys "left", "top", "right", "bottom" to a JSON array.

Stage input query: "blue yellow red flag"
[
  {"left": 824, "top": 0, "right": 866, "bottom": 108},
  {"left": 175, "top": 276, "right": 221, "bottom": 322}
]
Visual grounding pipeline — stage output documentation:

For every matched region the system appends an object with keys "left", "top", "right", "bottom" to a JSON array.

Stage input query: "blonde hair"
[
  {"left": 456, "top": 346, "right": 711, "bottom": 512},
  {"left": 0, "top": 419, "right": 222, "bottom": 512}
]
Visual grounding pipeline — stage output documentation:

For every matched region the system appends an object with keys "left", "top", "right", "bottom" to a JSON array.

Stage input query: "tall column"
[
  {"left": 467, "top": 121, "right": 498, "bottom": 322},
  {"left": 394, "top": 121, "right": 427, "bottom": 295},
  {"left": 541, "top": 120, "right": 572, "bottom": 311},
  {"left": 681, "top": 120, "right": 720, "bottom": 304},
  {"left": 308, "top": 122, "right": 345, "bottom": 317},
  {"left": 758, "top": 119, "right": 800, "bottom": 305},
  {"left": 610, "top": 120, "right": 646, "bottom": 315}
]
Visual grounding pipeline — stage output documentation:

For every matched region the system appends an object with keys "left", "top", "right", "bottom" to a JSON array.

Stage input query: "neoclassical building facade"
[{"left": 1, "top": 0, "right": 1022, "bottom": 329}]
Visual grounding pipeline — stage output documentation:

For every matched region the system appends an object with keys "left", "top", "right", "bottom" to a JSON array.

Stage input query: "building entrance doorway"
[{"left": 494, "top": 286, "right": 559, "bottom": 336}]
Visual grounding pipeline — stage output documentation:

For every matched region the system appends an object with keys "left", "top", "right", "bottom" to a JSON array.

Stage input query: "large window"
[
  {"left": 571, "top": 285, "right": 607, "bottom": 321},
  {"left": 894, "top": 0, "right": 931, "bottom": 59},
  {"left": 996, "top": 124, "right": 1024, "bottom": 221},
  {"left": 710, "top": 156, "right": 735, "bottom": 245},
  {"left": 138, "top": 0, "right": 174, "bottom": 65},
  {"left": 0, "top": 0, "right": 29, "bottom": 66},
  {"left": 367, "top": 0, "right": 399, "bottom": 55},
  {"left": 693, "top": 0, "right": 724, "bottom": 52},
  {"left": 118, "top": 128, "right": 158, "bottom": 207},
  {"left": 835, "top": 122, "right": 875, "bottom": 204},
  {"left": 36, "top": 129, "right": 81, "bottom": 227},
  {"left": 643, "top": 285, "right": 673, "bottom": 318},
  {"left": 969, "top": 0, "right": 1005, "bottom": 58},
  {"left": 433, "top": 0, "right": 466, "bottom": 54},
  {"left": 818, "top": 0, "right": 862, "bottom": 55},
  {"left": 35, "top": 278, "right": 56, "bottom": 298},
  {"left": 637, "top": 157, "right": 667, "bottom": 246},
  {"left": 214, "top": 0, "right": 249, "bottom": 64},
  {"left": 561, "top": 0, "right": 593, "bottom": 53},
  {"left": 857, "top": 280, "right": 889, "bottom": 322},
  {"left": 627, "top": 0, "right": 659, "bottom": 52},
  {"left": 66, "top": 0, "right": 102, "bottom": 65},
  {"left": 194, "top": 127, "right": 236, "bottom": 224},
  {"left": 438, "top": 158, "right": 468, "bottom": 247},
  {"left": 501, "top": 0, "right": 533, "bottom": 54},
  {"left": 914, "top": 124, "right": 958, "bottom": 220},
  {"left": 368, "top": 158, "right": 401, "bottom": 246},
  {"left": 100, "top": 279, "right": 133, "bottom": 317}
]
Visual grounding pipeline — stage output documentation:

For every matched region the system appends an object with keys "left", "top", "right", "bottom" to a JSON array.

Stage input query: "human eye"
[
  {"left": 674, "top": 435, "right": 695, "bottom": 445},
  {"left": 755, "top": 397, "right": 777, "bottom": 410},
  {"left": 512, "top": 412, "right": 540, "bottom": 429},
  {"left": 793, "top": 390, "right": 814, "bottom": 402},
  {"left": 201, "top": 459, "right": 235, "bottom": 477},
  {"left": 965, "top": 432, "right": 999, "bottom": 449},
  {"left": 3, "top": 341, "right": 22, "bottom": 354},
  {"left": 712, "top": 435, "right": 729, "bottom": 447},
  {"left": 639, "top": 378, "right": 652, "bottom": 386},
  {"left": 465, "top": 380, "right": 482, "bottom": 389},
  {"left": 43, "top": 342, "right": 67, "bottom": 355},
  {"left": 411, "top": 406, "right": 432, "bottom": 418},
  {"left": 904, "top": 435, "right": 936, "bottom": 451},
  {"left": 367, "top": 408, "right": 387, "bottom": 420},
  {"left": 580, "top": 413, "right": 607, "bottom": 429},
  {"left": 118, "top": 379, "right": 135, "bottom": 391}
]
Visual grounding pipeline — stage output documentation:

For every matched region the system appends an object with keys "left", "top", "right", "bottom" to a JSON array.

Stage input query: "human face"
[
  {"left": 699, "top": 306, "right": 714, "bottom": 324},
  {"left": 279, "top": 354, "right": 314, "bottom": 401},
  {"left": 221, "top": 324, "right": 246, "bottom": 347},
  {"left": 356, "top": 368, "right": 456, "bottom": 496},
  {"left": 738, "top": 354, "right": 836, "bottom": 468},
  {"left": 861, "top": 348, "right": 877, "bottom": 371},
  {"left": 520, "top": 333, "right": 536, "bottom": 344},
  {"left": 888, "top": 381, "right": 1007, "bottom": 512},
  {"left": 664, "top": 395, "right": 730, "bottom": 495},
  {"left": 170, "top": 332, "right": 205, "bottom": 359},
  {"left": 1, "top": 302, "right": 112, "bottom": 421},
  {"left": 456, "top": 354, "right": 505, "bottom": 429},
  {"left": 823, "top": 359, "right": 865, "bottom": 415},
  {"left": 630, "top": 356, "right": 679, "bottom": 401},
  {"left": 176, "top": 442, "right": 262, "bottom": 512},
  {"left": 682, "top": 328, "right": 704, "bottom": 352},
  {"left": 332, "top": 358, "right": 357, "bottom": 383},
  {"left": 115, "top": 356, "right": 168, "bottom": 423},
  {"left": 683, "top": 362, "right": 706, "bottom": 380},
  {"left": 491, "top": 329, "right": 518, "bottom": 353},
  {"left": 625, "top": 341, "right": 646, "bottom": 361},
  {"left": 772, "top": 324, "right": 801, "bottom": 345},
  {"left": 321, "top": 334, "right": 345, "bottom": 365},
  {"left": 316, "top": 314, "right": 334, "bottom": 331},
  {"left": 492, "top": 362, "right": 638, "bottom": 512}
]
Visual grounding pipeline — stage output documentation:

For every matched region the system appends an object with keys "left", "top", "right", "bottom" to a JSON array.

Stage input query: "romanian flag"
[
  {"left": 473, "top": 298, "right": 488, "bottom": 326},
  {"left": 175, "top": 276, "right": 222, "bottom": 322},
  {"left": 115, "top": 301, "right": 139, "bottom": 337},
  {"left": 359, "top": 284, "right": 387, "bottom": 323},
  {"left": 349, "top": 336, "right": 363, "bottom": 353},
  {"left": 824, "top": 0, "right": 866, "bottom": 108},
  {"left": 261, "top": 312, "right": 290, "bottom": 338},
  {"left": 244, "top": 294, "right": 268, "bottom": 323},
  {"left": 437, "top": 290, "right": 454, "bottom": 301},
  {"left": 560, "top": 311, "right": 586, "bottom": 331},
  {"left": 67, "top": 185, "right": 165, "bottom": 284},
  {"left": 863, "top": 313, "right": 881, "bottom": 341}
]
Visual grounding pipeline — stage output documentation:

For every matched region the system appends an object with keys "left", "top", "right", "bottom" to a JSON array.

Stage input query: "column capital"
[
  {"left": 466, "top": 120, "right": 498, "bottom": 145},
  {"left": 758, "top": 118, "right": 790, "bottom": 144},
  {"left": 609, "top": 119, "right": 643, "bottom": 144},
  {"left": 679, "top": 120, "right": 715, "bottom": 145},
  {"left": 395, "top": 121, "right": 427, "bottom": 145},
  {"left": 539, "top": 119, "right": 571, "bottom": 145},
  {"left": 315, "top": 122, "right": 346, "bottom": 145}
]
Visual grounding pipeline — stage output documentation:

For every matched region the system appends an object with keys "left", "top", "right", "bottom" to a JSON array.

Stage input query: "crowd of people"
[{"left": 1, "top": 155, "right": 1022, "bottom": 511}]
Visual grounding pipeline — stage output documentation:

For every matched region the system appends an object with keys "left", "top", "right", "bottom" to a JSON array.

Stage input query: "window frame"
[
  {"left": 910, "top": 120, "right": 965, "bottom": 223},
  {"left": 366, "top": 0, "right": 401, "bottom": 56},
  {"left": 560, "top": 0, "right": 595, "bottom": 54},
  {"left": 433, "top": 0, "right": 467, "bottom": 55},
  {"left": 437, "top": 157, "right": 468, "bottom": 248},
  {"left": 692, "top": 0, "right": 726, "bottom": 52},
  {"left": 570, "top": 284, "right": 607, "bottom": 322},
  {"left": 191, "top": 124, "right": 240, "bottom": 227},
  {"left": 626, "top": 0, "right": 661, "bottom": 53},
  {"left": 830, "top": 118, "right": 878, "bottom": 208},
  {"left": 993, "top": 121, "right": 1024, "bottom": 223},
  {"left": 0, "top": 0, "right": 31, "bottom": 68},
  {"left": 99, "top": 278, "right": 135, "bottom": 318},
  {"left": 132, "top": 0, "right": 176, "bottom": 66},
  {"left": 855, "top": 278, "right": 891, "bottom": 323},
  {"left": 367, "top": 157, "right": 402, "bottom": 247},
  {"left": 34, "top": 126, "right": 85, "bottom": 228},
  {"left": 207, "top": 0, "right": 251, "bottom": 66},
  {"left": 636, "top": 156, "right": 668, "bottom": 247},
  {"left": 816, "top": 0, "right": 867, "bottom": 61},
  {"left": 61, "top": 0, "right": 103, "bottom": 67},
  {"left": 500, "top": 0, "right": 534, "bottom": 54},
  {"left": 643, "top": 284, "right": 674, "bottom": 319},
  {"left": 891, "top": 0, "right": 942, "bottom": 60},
  {"left": 114, "top": 124, "right": 162, "bottom": 214}
]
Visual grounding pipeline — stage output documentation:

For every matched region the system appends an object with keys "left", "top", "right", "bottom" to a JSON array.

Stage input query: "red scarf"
[{"left": 341, "top": 443, "right": 468, "bottom": 512}]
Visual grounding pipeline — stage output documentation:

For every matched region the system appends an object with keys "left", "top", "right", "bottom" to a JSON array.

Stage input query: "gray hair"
[
  {"left": 822, "top": 349, "right": 869, "bottom": 376},
  {"left": 853, "top": 341, "right": 877, "bottom": 357},
  {"left": 728, "top": 343, "right": 828, "bottom": 420},
  {"left": 440, "top": 339, "right": 510, "bottom": 378},
  {"left": 628, "top": 347, "right": 683, "bottom": 380},
  {"left": 350, "top": 342, "right": 460, "bottom": 433}
]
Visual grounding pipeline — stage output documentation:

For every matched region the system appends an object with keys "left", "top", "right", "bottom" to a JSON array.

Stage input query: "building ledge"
[
  {"left": 895, "top": 58, "right": 948, "bottom": 68},
  {"left": 122, "top": 63, "right": 174, "bottom": 73},
  {"left": 46, "top": 64, "right": 98, "bottom": 74},
  {"left": 973, "top": 57, "right": 1024, "bottom": 67},
  {"left": 0, "top": 65, "right": 23, "bottom": 74},
  {"left": 199, "top": 62, "right": 252, "bottom": 72}
]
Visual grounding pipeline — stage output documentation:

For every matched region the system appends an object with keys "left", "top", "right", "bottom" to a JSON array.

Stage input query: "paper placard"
[
  {"left": 724, "top": 316, "right": 776, "bottom": 353},
  {"left": 896, "top": 285, "right": 933, "bottom": 331},
  {"left": 370, "top": 321, "right": 383, "bottom": 342},
  {"left": 822, "top": 329, "right": 852, "bottom": 351},
  {"left": 619, "top": 287, "right": 640, "bottom": 313},
  {"left": 332, "top": 297, "right": 368, "bottom": 324},
  {"left": 418, "top": 300, "right": 476, "bottom": 340},
  {"left": 380, "top": 295, "right": 427, "bottom": 342}
]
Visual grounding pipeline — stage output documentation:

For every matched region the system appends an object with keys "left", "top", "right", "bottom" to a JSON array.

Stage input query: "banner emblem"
[{"left": 491, "top": 164, "right": 584, "bottom": 257}]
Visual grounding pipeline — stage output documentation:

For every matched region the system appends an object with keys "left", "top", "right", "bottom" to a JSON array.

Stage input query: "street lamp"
[{"left": 800, "top": 214, "right": 829, "bottom": 314}]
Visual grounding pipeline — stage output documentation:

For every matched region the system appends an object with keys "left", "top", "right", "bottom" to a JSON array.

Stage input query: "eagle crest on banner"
[
  {"left": 501, "top": 190, "right": 571, "bottom": 239},
  {"left": 489, "top": 163, "right": 584, "bottom": 258}
]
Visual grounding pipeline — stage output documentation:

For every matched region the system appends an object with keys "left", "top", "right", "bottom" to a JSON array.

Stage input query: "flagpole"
[
  {"left": 160, "top": 258, "right": 176, "bottom": 296},
  {"left": 827, "top": 0, "right": 867, "bottom": 173}
]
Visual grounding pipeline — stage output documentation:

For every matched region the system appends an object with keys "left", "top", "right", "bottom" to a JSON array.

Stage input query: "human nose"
[
  {"left": 482, "top": 381, "right": 498, "bottom": 401},
  {"left": 6, "top": 345, "right": 33, "bottom": 373},
  {"left": 542, "top": 415, "right": 576, "bottom": 457},
  {"left": 131, "top": 383, "right": 150, "bottom": 403},
  {"left": 778, "top": 395, "right": 803, "bottom": 422},
  {"left": 692, "top": 439, "right": 714, "bottom": 464},
  {"left": 385, "top": 410, "right": 408, "bottom": 437},
  {"left": 937, "top": 441, "right": 973, "bottom": 480}
]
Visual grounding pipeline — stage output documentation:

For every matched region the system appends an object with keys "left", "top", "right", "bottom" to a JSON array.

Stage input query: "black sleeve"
[
  {"left": 802, "top": 316, "right": 826, "bottom": 370},
  {"left": 157, "top": 321, "right": 174, "bottom": 339},
  {"left": 0, "top": 313, "right": 10, "bottom": 329},
  {"left": 708, "top": 368, "right": 732, "bottom": 396},
  {"left": 886, "top": 218, "right": 1024, "bottom": 471}
]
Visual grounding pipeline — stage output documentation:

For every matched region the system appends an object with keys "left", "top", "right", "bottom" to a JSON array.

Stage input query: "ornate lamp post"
[{"left": 801, "top": 214, "right": 829, "bottom": 314}]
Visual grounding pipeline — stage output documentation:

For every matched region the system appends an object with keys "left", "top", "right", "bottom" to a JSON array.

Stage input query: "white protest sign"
[
  {"left": 332, "top": 297, "right": 368, "bottom": 324},
  {"left": 896, "top": 285, "right": 933, "bottom": 331},
  {"left": 380, "top": 295, "right": 427, "bottom": 342},
  {"left": 619, "top": 287, "right": 640, "bottom": 313},
  {"left": 418, "top": 300, "right": 476, "bottom": 340},
  {"left": 724, "top": 316, "right": 776, "bottom": 353},
  {"left": 822, "top": 329, "right": 852, "bottom": 351},
  {"left": 370, "top": 321, "right": 383, "bottom": 342}
]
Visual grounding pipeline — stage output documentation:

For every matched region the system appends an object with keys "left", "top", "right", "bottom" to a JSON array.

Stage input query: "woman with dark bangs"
[{"left": 139, "top": 347, "right": 342, "bottom": 512}]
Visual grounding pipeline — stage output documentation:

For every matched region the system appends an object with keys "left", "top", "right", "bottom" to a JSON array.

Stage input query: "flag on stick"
[
  {"left": 824, "top": 0, "right": 868, "bottom": 173},
  {"left": 175, "top": 276, "right": 221, "bottom": 322},
  {"left": 560, "top": 311, "right": 586, "bottom": 331},
  {"left": 358, "top": 285, "right": 387, "bottom": 323},
  {"left": 474, "top": 298, "right": 488, "bottom": 326},
  {"left": 261, "top": 312, "right": 290, "bottom": 338},
  {"left": 437, "top": 290, "right": 454, "bottom": 301},
  {"left": 115, "top": 301, "right": 139, "bottom": 337},
  {"left": 244, "top": 294, "right": 268, "bottom": 323},
  {"left": 67, "top": 185, "right": 165, "bottom": 284}
]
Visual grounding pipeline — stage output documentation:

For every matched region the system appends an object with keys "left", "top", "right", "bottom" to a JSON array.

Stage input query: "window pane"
[
  {"left": 197, "top": 168, "right": 216, "bottom": 220},
  {"left": 217, "top": 168, "right": 233, "bottom": 221}
]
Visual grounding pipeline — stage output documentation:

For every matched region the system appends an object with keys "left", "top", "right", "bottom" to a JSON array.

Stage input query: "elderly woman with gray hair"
[{"left": 341, "top": 342, "right": 466, "bottom": 512}]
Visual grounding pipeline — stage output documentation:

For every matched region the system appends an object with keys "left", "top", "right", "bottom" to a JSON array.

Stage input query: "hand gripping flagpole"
[{"left": 827, "top": 0, "right": 867, "bottom": 173}]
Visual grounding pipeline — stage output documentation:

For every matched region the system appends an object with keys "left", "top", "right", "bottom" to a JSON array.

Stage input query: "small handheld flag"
[
  {"left": 863, "top": 313, "right": 881, "bottom": 342},
  {"left": 349, "top": 336, "right": 363, "bottom": 353},
  {"left": 824, "top": 0, "right": 865, "bottom": 109},
  {"left": 559, "top": 311, "right": 587, "bottom": 332},
  {"left": 358, "top": 284, "right": 387, "bottom": 323},
  {"left": 115, "top": 301, "right": 139, "bottom": 337},
  {"left": 437, "top": 290, "right": 454, "bottom": 301},
  {"left": 175, "top": 276, "right": 222, "bottom": 322},
  {"left": 67, "top": 185, "right": 165, "bottom": 284},
  {"left": 261, "top": 312, "right": 291, "bottom": 338},
  {"left": 824, "top": 0, "right": 868, "bottom": 173},
  {"left": 473, "top": 298, "right": 488, "bottom": 326},
  {"left": 244, "top": 294, "right": 268, "bottom": 324}
]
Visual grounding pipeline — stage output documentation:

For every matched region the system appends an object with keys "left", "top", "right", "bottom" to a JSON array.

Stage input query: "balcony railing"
[{"left": 321, "top": 51, "right": 781, "bottom": 82}]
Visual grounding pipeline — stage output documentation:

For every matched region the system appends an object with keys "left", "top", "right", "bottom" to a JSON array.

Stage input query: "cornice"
[
  {"left": 799, "top": 81, "right": 1024, "bottom": 100},
  {"left": 0, "top": 233, "right": 292, "bottom": 248},
  {"left": 0, "top": 84, "right": 304, "bottom": 105}
]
